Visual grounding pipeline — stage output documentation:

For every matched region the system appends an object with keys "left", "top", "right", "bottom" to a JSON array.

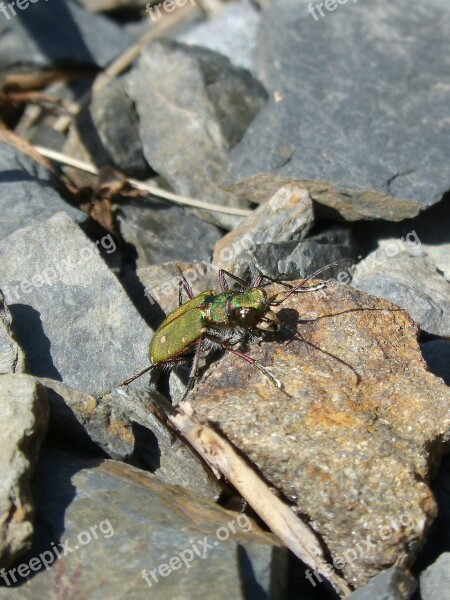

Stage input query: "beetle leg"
[
  {"left": 176, "top": 264, "right": 195, "bottom": 304},
  {"left": 221, "top": 344, "right": 284, "bottom": 391},
  {"left": 218, "top": 269, "right": 249, "bottom": 291},
  {"left": 96, "top": 364, "right": 155, "bottom": 399}
]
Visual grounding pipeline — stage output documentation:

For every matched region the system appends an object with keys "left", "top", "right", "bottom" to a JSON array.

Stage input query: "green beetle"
[{"left": 98, "top": 259, "right": 350, "bottom": 399}]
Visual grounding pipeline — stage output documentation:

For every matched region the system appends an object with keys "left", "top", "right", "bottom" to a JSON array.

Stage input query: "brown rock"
[{"left": 188, "top": 280, "right": 450, "bottom": 588}]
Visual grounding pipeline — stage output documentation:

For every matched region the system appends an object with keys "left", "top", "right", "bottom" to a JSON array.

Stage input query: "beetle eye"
[{"left": 238, "top": 307, "right": 259, "bottom": 325}]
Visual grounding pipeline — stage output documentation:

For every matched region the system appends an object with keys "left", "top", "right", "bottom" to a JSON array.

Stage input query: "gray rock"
[
  {"left": 0, "top": 290, "right": 25, "bottom": 374},
  {"left": 214, "top": 185, "right": 314, "bottom": 268},
  {"left": 0, "top": 144, "right": 85, "bottom": 241},
  {"left": 0, "top": 375, "right": 48, "bottom": 568},
  {"left": 124, "top": 39, "right": 267, "bottom": 226},
  {"left": 0, "top": 0, "right": 132, "bottom": 71},
  {"left": 347, "top": 567, "right": 417, "bottom": 599},
  {"left": 420, "top": 340, "right": 450, "bottom": 387},
  {"left": 118, "top": 198, "right": 222, "bottom": 268},
  {"left": 176, "top": 0, "right": 261, "bottom": 72},
  {"left": 82, "top": 78, "right": 151, "bottom": 178},
  {"left": 420, "top": 553, "right": 450, "bottom": 600},
  {"left": 352, "top": 252, "right": 450, "bottom": 337},
  {"left": 0, "top": 448, "right": 287, "bottom": 598},
  {"left": 41, "top": 378, "right": 222, "bottom": 499},
  {"left": 228, "top": 0, "right": 450, "bottom": 211},
  {"left": 0, "top": 213, "right": 152, "bottom": 396}
]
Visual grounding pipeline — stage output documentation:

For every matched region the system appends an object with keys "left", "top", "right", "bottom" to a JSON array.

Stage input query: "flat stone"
[
  {"left": 0, "top": 213, "right": 152, "bottom": 396},
  {"left": 420, "top": 553, "right": 450, "bottom": 600},
  {"left": 118, "top": 198, "right": 222, "bottom": 268},
  {"left": 227, "top": 173, "right": 422, "bottom": 223},
  {"left": 188, "top": 281, "right": 450, "bottom": 587},
  {"left": 352, "top": 252, "right": 450, "bottom": 337},
  {"left": 214, "top": 185, "right": 314, "bottom": 268},
  {"left": 347, "top": 567, "right": 417, "bottom": 600},
  {"left": 0, "top": 144, "right": 85, "bottom": 242},
  {"left": 0, "top": 375, "right": 48, "bottom": 568},
  {"left": 176, "top": 0, "right": 261, "bottom": 72},
  {"left": 228, "top": 0, "right": 450, "bottom": 211},
  {"left": 0, "top": 290, "right": 25, "bottom": 374},
  {"left": 41, "top": 378, "right": 222, "bottom": 500},
  {"left": 0, "top": 0, "right": 132, "bottom": 71},
  {"left": 0, "top": 448, "right": 287, "bottom": 598},
  {"left": 124, "top": 39, "right": 267, "bottom": 226}
]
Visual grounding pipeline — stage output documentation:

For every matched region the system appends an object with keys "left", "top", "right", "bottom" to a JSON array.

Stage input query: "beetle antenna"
[{"left": 269, "top": 259, "right": 354, "bottom": 306}]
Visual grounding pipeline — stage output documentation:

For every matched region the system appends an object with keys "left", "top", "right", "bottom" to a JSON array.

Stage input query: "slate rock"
[
  {"left": 0, "top": 448, "right": 287, "bottom": 598},
  {"left": 347, "top": 567, "right": 417, "bottom": 600},
  {"left": 214, "top": 185, "right": 314, "bottom": 268},
  {"left": 0, "top": 144, "right": 84, "bottom": 242},
  {"left": 0, "top": 0, "right": 132, "bottom": 71},
  {"left": 124, "top": 39, "right": 267, "bottom": 225},
  {"left": 352, "top": 252, "right": 450, "bottom": 337},
  {"left": 228, "top": 0, "right": 450, "bottom": 210},
  {"left": 41, "top": 378, "right": 222, "bottom": 500},
  {"left": 0, "top": 290, "right": 25, "bottom": 374},
  {"left": 117, "top": 198, "right": 222, "bottom": 268},
  {"left": 176, "top": 0, "right": 261, "bottom": 72},
  {"left": 0, "top": 374, "right": 48, "bottom": 568},
  {"left": 419, "top": 553, "right": 450, "bottom": 600},
  {"left": 0, "top": 213, "right": 152, "bottom": 396},
  {"left": 188, "top": 281, "right": 450, "bottom": 587}
]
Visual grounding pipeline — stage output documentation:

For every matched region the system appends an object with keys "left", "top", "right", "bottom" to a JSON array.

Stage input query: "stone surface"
[
  {"left": 41, "top": 378, "right": 222, "bottom": 499},
  {"left": 0, "top": 290, "right": 25, "bottom": 374},
  {"left": 352, "top": 252, "right": 450, "bottom": 337},
  {"left": 214, "top": 185, "right": 314, "bottom": 268},
  {"left": 0, "top": 213, "right": 152, "bottom": 396},
  {"left": 420, "top": 340, "right": 450, "bottom": 387},
  {"left": 227, "top": 173, "right": 422, "bottom": 223},
  {"left": 0, "top": 144, "right": 85, "bottom": 242},
  {"left": 176, "top": 0, "right": 260, "bottom": 72},
  {"left": 0, "top": 448, "right": 287, "bottom": 598},
  {"left": 0, "top": 0, "right": 132, "bottom": 71},
  {"left": 118, "top": 198, "right": 222, "bottom": 268},
  {"left": 188, "top": 281, "right": 450, "bottom": 587},
  {"left": 347, "top": 567, "right": 417, "bottom": 600},
  {"left": 228, "top": 0, "right": 450, "bottom": 210},
  {"left": 124, "top": 39, "right": 267, "bottom": 225},
  {"left": 225, "top": 226, "right": 357, "bottom": 282},
  {"left": 0, "top": 375, "right": 48, "bottom": 568},
  {"left": 419, "top": 553, "right": 450, "bottom": 600}
]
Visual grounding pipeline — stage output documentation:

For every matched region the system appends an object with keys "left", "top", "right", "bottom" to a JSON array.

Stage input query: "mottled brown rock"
[
  {"left": 227, "top": 173, "right": 421, "bottom": 222},
  {"left": 188, "top": 281, "right": 450, "bottom": 588}
]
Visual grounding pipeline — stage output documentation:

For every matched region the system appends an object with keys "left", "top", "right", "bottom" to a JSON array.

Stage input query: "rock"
[
  {"left": 347, "top": 567, "right": 417, "bottom": 600},
  {"left": 420, "top": 340, "right": 450, "bottom": 387},
  {"left": 0, "top": 0, "right": 132, "bottom": 71},
  {"left": 124, "top": 39, "right": 267, "bottom": 226},
  {"left": 176, "top": 0, "right": 261, "bottom": 72},
  {"left": 75, "top": 78, "right": 151, "bottom": 178},
  {"left": 0, "top": 213, "right": 152, "bottom": 396},
  {"left": 227, "top": 173, "right": 422, "bottom": 223},
  {"left": 188, "top": 280, "right": 450, "bottom": 587},
  {"left": 0, "top": 144, "right": 85, "bottom": 242},
  {"left": 213, "top": 185, "right": 315, "bottom": 268},
  {"left": 0, "top": 290, "right": 25, "bottom": 374},
  {"left": 224, "top": 226, "right": 357, "bottom": 282},
  {"left": 228, "top": 0, "right": 450, "bottom": 211},
  {"left": 0, "top": 375, "right": 48, "bottom": 568},
  {"left": 40, "top": 378, "right": 222, "bottom": 499},
  {"left": 420, "top": 553, "right": 450, "bottom": 600},
  {"left": 117, "top": 198, "right": 222, "bottom": 268},
  {"left": 0, "top": 448, "right": 287, "bottom": 598},
  {"left": 352, "top": 252, "right": 450, "bottom": 337}
]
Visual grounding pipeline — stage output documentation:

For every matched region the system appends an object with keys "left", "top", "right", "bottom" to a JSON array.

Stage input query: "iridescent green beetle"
[{"left": 101, "top": 260, "right": 350, "bottom": 397}]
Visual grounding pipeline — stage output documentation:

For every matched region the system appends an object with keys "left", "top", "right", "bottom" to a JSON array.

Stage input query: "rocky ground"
[{"left": 0, "top": 0, "right": 450, "bottom": 598}]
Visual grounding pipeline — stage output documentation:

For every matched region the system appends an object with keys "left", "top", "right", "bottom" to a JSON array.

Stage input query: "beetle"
[{"left": 98, "top": 259, "right": 351, "bottom": 399}]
